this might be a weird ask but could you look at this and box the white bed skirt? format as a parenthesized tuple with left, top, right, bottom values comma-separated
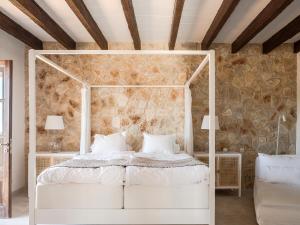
(36, 183, 209, 210)
(36, 183, 123, 209)
(254, 180, 300, 225)
(125, 184, 208, 209)
(35, 183, 210, 224)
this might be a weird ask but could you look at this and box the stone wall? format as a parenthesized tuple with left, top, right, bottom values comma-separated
(192, 44, 297, 187)
(25, 43, 202, 155)
(25, 43, 297, 188)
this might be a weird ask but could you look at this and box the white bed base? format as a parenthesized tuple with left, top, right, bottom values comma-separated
(29, 50, 216, 225)
(35, 209, 210, 224)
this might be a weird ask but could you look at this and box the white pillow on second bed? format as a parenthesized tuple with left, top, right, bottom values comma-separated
(91, 132, 129, 153)
(142, 133, 179, 154)
(256, 153, 300, 185)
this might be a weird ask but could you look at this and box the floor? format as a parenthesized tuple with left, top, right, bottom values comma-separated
(216, 190, 257, 225)
(1, 189, 28, 225)
(1, 190, 257, 225)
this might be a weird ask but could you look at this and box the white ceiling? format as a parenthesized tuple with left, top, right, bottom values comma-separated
(214, 0, 271, 43)
(0, 0, 299, 44)
(178, 0, 223, 42)
(134, 0, 175, 41)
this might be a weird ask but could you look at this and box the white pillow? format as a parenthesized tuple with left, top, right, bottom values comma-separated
(256, 153, 300, 185)
(142, 133, 178, 154)
(91, 132, 129, 153)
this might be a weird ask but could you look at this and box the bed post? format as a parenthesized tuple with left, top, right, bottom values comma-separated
(184, 54, 209, 155)
(28, 49, 37, 225)
(184, 86, 193, 155)
(208, 50, 216, 225)
(80, 84, 91, 154)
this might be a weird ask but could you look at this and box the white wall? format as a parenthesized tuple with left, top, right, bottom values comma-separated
(0, 30, 25, 192)
(297, 53, 300, 155)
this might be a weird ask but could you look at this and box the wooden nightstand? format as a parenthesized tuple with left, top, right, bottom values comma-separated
(36, 151, 78, 176)
(194, 151, 242, 197)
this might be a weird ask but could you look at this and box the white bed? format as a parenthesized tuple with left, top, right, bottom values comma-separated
(254, 154, 300, 225)
(37, 151, 209, 210)
(35, 151, 211, 224)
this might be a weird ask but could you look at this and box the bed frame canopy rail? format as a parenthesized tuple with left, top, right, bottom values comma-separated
(28, 49, 216, 225)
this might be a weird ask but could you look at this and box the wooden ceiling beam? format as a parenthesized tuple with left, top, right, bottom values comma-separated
(0, 11, 43, 49)
(294, 39, 300, 53)
(65, 0, 108, 49)
(9, 0, 76, 49)
(121, 0, 141, 50)
(232, 0, 293, 53)
(169, 0, 185, 50)
(263, 15, 300, 54)
(201, 0, 240, 50)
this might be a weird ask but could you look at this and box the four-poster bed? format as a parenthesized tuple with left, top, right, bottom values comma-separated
(28, 49, 216, 225)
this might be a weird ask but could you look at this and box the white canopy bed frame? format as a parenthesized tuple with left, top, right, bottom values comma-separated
(28, 49, 216, 225)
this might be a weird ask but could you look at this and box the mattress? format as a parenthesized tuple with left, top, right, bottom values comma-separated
(36, 183, 123, 209)
(254, 180, 300, 225)
(124, 184, 209, 209)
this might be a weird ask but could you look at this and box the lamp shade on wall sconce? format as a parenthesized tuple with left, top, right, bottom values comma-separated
(201, 115, 220, 130)
(45, 115, 64, 130)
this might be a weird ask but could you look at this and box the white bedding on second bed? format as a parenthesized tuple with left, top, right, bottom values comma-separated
(125, 165, 208, 186)
(37, 151, 208, 186)
(126, 152, 209, 186)
(254, 180, 300, 225)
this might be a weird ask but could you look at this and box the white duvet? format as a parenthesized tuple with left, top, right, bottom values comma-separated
(254, 180, 300, 225)
(37, 151, 132, 185)
(37, 151, 209, 186)
(126, 152, 209, 186)
(37, 166, 125, 185)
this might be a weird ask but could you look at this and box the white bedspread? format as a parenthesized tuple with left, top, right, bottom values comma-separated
(37, 151, 209, 186)
(254, 180, 300, 225)
(37, 151, 133, 185)
(126, 165, 208, 186)
(37, 166, 125, 185)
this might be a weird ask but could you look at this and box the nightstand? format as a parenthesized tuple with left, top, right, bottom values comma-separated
(194, 151, 242, 197)
(36, 151, 78, 176)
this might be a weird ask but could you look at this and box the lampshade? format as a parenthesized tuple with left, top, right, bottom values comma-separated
(201, 115, 220, 130)
(45, 115, 64, 130)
